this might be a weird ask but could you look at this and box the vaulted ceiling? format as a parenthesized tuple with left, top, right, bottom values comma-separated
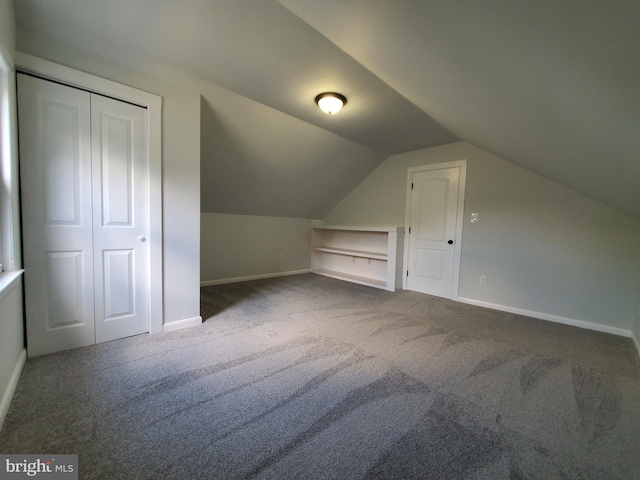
(14, 0, 640, 220)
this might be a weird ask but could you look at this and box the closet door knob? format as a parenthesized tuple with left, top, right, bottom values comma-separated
(138, 236, 146, 242)
(447, 240, 453, 245)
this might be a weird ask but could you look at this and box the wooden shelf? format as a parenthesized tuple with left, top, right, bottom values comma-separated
(311, 225, 399, 233)
(311, 225, 404, 292)
(311, 246, 387, 261)
(313, 269, 387, 289)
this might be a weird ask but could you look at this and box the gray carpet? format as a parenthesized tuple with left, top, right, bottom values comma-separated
(1, 273, 639, 479)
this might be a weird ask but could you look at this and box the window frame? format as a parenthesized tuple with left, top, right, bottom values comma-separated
(0, 45, 23, 278)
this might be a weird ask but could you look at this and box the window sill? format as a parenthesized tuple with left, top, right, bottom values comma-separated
(0, 270, 24, 303)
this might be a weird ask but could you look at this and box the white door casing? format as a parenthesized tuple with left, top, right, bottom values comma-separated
(404, 161, 467, 299)
(19, 74, 151, 356)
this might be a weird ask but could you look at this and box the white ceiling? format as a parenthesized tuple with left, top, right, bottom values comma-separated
(14, 0, 640, 220)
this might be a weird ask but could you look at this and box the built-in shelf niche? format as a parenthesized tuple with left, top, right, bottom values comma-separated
(311, 225, 405, 291)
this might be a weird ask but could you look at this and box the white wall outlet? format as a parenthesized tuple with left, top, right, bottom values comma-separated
(479, 275, 488, 285)
(471, 212, 479, 223)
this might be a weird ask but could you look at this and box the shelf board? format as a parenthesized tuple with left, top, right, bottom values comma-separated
(312, 225, 403, 233)
(312, 268, 388, 290)
(312, 246, 387, 261)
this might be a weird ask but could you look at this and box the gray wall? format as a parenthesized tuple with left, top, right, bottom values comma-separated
(199, 90, 385, 219)
(201, 213, 312, 284)
(17, 32, 202, 327)
(0, 0, 13, 58)
(325, 141, 640, 334)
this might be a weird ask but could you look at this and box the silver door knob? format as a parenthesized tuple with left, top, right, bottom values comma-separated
(138, 236, 146, 242)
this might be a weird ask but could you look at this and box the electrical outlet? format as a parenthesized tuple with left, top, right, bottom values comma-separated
(479, 275, 488, 285)
(471, 212, 479, 223)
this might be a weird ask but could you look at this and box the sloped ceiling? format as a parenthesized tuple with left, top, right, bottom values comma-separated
(14, 0, 640, 220)
(279, 0, 640, 221)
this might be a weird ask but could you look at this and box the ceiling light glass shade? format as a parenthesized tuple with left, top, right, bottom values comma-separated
(315, 92, 347, 115)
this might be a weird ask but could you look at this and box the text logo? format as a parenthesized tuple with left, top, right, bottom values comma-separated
(0, 455, 77, 479)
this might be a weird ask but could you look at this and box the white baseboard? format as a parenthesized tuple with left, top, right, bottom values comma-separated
(0, 348, 26, 432)
(163, 316, 203, 333)
(456, 296, 633, 339)
(200, 269, 311, 287)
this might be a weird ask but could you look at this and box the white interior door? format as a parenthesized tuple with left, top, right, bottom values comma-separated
(407, 167, 460, 298)
(19, 74, 95, 356)
(19, 74, 150, 356)
(92, 94, 149, 343)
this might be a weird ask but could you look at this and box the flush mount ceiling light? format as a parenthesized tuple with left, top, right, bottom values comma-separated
(315, 92, 347, 115)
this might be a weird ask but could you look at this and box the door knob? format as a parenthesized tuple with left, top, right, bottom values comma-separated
(447, 240, 453, 245)
(138, 236, 146, 242)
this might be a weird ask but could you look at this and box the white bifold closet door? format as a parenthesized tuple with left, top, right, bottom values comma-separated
(18, 74, 150, 357)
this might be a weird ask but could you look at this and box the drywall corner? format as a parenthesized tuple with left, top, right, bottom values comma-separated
(632, 331, 640, 361)
(633, 299, 640, 360)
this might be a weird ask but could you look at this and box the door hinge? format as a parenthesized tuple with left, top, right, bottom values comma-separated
(406, 270, 409, 277)
(409, 227, 411, 234)
(411, 182, 414, 190)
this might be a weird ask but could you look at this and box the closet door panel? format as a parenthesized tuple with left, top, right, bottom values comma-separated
(102, 249, 135, 319)
(91, 94, 149, 343)
(18, 74, 96, 357)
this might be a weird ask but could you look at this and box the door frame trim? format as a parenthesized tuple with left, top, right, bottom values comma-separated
(402, 160, 467, 298)
(16, 53, 164, 335)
